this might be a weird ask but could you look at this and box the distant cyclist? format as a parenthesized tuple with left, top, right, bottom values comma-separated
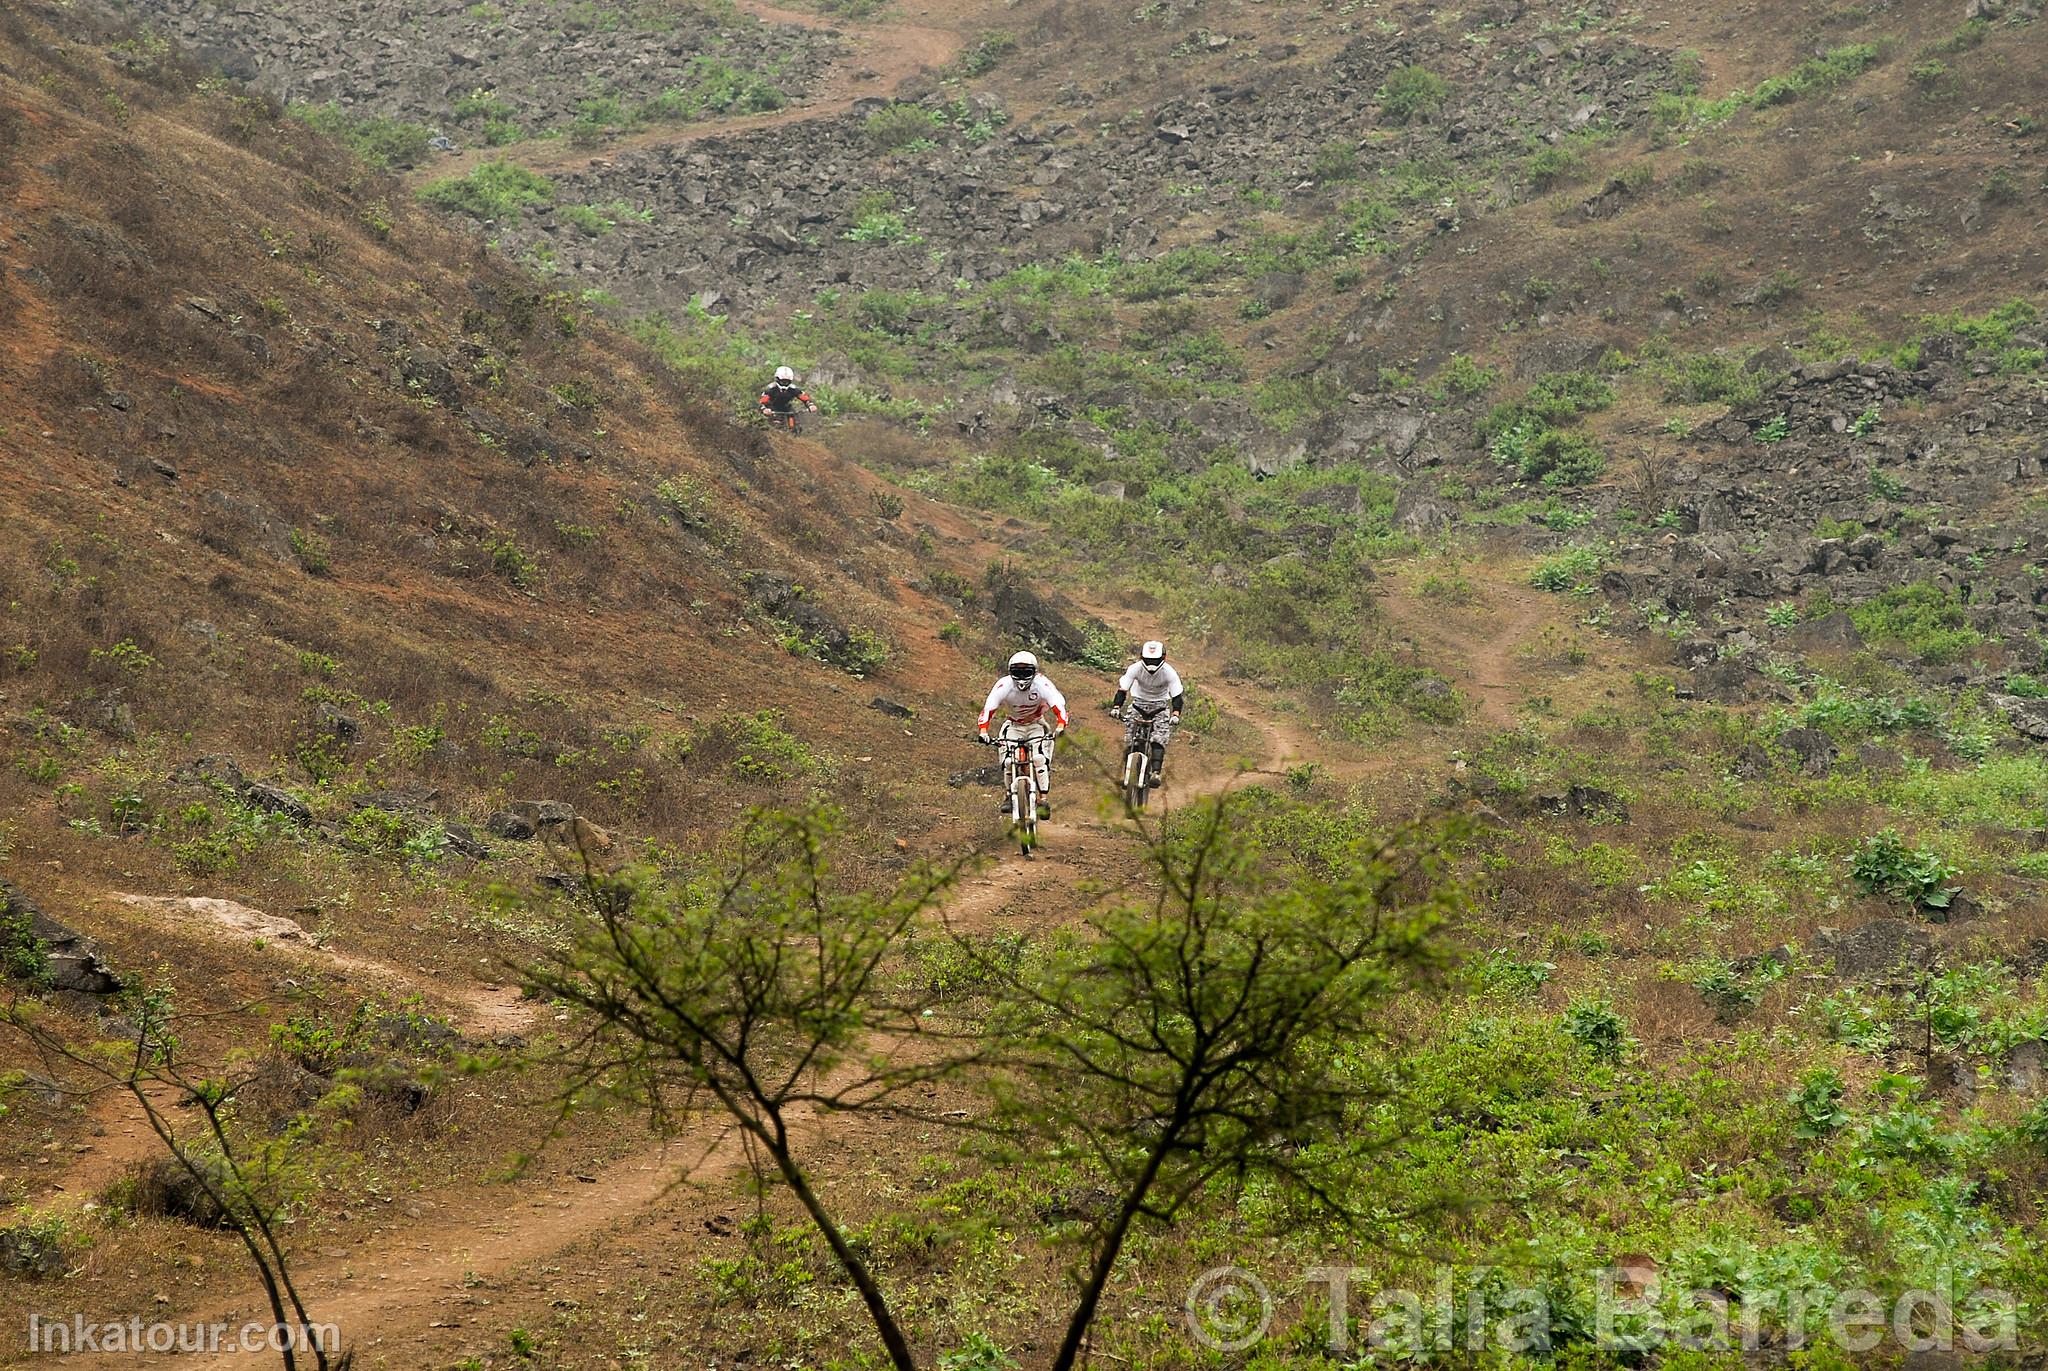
(1112, 640, 1184, 788)
(759, 366, 817, 429)
(977, 650, 1068, 818)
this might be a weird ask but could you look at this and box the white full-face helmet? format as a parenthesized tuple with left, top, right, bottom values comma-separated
(775, 365, 796, 382)
(1007, 650, 1039, 684)
(1140, 640, 1166, 673)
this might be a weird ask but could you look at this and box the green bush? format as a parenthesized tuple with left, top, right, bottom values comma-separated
(865, 103, 943, 150)
(1849, 582, 1981, 664)
(1380, 65, 1448, 123)
(1847, 829, 1960, 910)
(291, 103, 435, 169)
(418, 161, 554, 220)
(1564, 999, 1626, 1061)
(1529, 544, 1608, 592)
(1789, 1068, 1849, 1139)
(686, 710, 821, 783)
(959, 31, 1017, 76)
(641, 58, 785, 122)
(1518, 429, 1606, 487)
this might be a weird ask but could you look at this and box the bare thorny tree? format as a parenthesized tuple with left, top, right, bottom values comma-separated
(2, 986, 352, 1371)
(528, 794, 1467, 1369)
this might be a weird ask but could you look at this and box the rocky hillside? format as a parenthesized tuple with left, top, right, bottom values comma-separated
(116, 0, 838, 155)
(8, 0, 2048, 1367)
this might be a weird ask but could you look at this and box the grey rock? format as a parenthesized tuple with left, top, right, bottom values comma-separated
(1393, 486, 1452, 536)
(318, 703, 364, 743)
(1779, 726, 1837, 777)
(0, 1226, 66, 1278)
(1791, 611, 1863, 653)
(507, 799, 576, 830)
(172, 754, 249, 795)
(869, 696, 916, 719)
(485, 809, 538, 840)
(349, 786, 439, 813)
(1820, 921, 1934, 979)
(989, 582, 1089, 661)
(1993, 694, 2048, 741)
(1, 881, 122, 996)
(245, 784, 313, 824)
(2009, 1040, 2045, 1096)
(441, 822, 489, 861)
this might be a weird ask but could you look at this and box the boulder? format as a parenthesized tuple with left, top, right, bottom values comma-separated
(869, 696, 916, 719)
(1393, 486, 1452, 536)
(245, 784, 313, 824)
(171, 754, 249, 795)
(441, 822, 490, 861)
(1819, 921, 1934, 979)
(1993, 694, 2048, 741)
(1, 881, 122, 995)
(0, 1225, 66, 1278)
(1779, 726, 1837, 778)
(988, 582, 1088, 661)
(742, 569, 856, 665)
(1790, 611, 1863, 653)
(1536, 784, 1629, 823)
(485, 809, 538, 840)
(506, 799, 576, 830)
(349, 786, 439, 813)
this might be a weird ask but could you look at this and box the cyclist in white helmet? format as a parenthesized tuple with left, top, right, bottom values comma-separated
(976, 650, 1068, 818)
(1111, 640, 1184, 788)
(759, 366, 816, 425)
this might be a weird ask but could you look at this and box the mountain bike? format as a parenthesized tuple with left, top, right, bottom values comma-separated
(1120, 706, 1169, 816)
(996, 724, 1049, 857)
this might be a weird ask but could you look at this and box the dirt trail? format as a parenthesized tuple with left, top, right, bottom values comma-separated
(411, 0, 966, 186)
(64, 642, 1307, 1370)
(1374, 572, 1558, 727)
(57, 585, 1551, 1367)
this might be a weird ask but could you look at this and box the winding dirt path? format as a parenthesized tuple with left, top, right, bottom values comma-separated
(409, 0, 967, 186)
(62, 651, 1308, 1370)
(1374, 569, 1559, 727)
(58, 586, 1564, 1368)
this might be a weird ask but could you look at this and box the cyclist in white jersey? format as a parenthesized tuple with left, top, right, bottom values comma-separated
(977, 650, 1068, 817)
(1111, 639, 1184, 788)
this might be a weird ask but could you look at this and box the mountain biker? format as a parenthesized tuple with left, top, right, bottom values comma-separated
(977, 650, 1068, 819)
(759, 366, 817, 426)
(1111, 640, 1184, 788)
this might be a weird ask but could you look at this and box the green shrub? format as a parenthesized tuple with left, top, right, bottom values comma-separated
(1529, 544, 1608, 592)
(418, 161, 554, 220)
(1430, 354, 1498, 402)
(1847, 829, 1959, 910)
(959, 31, 1017, 75)
(482, 533, 539, 591)
(641, 58, 784, 122)
(865, 103, 943, 149)
(686, 709, 821, 783)
(1849, 582, 1981, 664)
(1518, 428, 1607, 487)
(1310, 140, 1359, 182)
(1380, 65, 1448, 123)
(1564, 999, 1626, 1061)
(1789, 1067, 1849, 1139)
(291, 103, 435, 169)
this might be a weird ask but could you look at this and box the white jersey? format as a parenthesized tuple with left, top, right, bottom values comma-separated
(1118, 661, 1183, 708)
(979, 674, 1069, 732)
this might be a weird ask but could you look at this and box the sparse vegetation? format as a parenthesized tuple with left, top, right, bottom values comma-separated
(418, 160, 554, 220)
